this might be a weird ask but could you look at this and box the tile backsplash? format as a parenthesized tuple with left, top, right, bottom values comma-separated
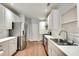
(0, 30, 9, 39)
(61, 7, 79, 44)
(68, 33, 79, 44)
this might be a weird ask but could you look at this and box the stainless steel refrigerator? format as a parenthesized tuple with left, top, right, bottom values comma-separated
(9, 22, 27, 50)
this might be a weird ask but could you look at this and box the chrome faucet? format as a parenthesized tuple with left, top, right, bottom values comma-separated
(58, 30, 68, 43)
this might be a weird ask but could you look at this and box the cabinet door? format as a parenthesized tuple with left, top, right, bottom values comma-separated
(48, 40, 52, 56)
(0, 41, 9, 56)
(47, 14, 52, 31)
(53, 47, 65, 56)
(8, 38, 17, 56)
(48, 41, 57, 56)
(51, 45, 57, 56)
(12, 13, 20, 22)
(47, 10, 61, 36)
(0, 4, 5, 29)
(48, 46, 52, 56)
(48, 40, 66, 56)
(13, 38, 17, 52)
(77, 4, 79, 27)
(4, 8, 12, 29)
(51, 43, 65, 56)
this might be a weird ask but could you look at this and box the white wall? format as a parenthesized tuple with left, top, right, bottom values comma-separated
(25, 17, 41, 41)
(31, 18, 40, 41)
(31, 22, 39, 41)
(25, 17, 32, 41)
(62, 8, 78, 33)
(39, 21, 48, 34)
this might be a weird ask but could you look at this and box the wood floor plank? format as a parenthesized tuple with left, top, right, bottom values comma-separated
(15, 41, 47, 56)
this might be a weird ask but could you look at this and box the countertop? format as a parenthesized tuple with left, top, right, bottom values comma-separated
(45, 35, 79, 56)
(0, 37, 17, 43)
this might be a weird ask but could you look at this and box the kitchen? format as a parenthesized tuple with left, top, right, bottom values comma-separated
(0, 3, 79, 56)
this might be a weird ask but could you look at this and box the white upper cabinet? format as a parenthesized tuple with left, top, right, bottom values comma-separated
(0, 4, 12, 29)
(47, 13, 52, 31)
(0, 4, 20, 29)
(0, 4, 5, 29)
(77, 3, 79, 27)
(47, 9, 61, 37)
(48, 9, 61, 30)
(12, 12, 20, 22)
(4, 7, 13, 29)
(12, 14, 25, 23)
(60, 4, 77, 25)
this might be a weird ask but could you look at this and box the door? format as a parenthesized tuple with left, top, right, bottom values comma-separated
(32, 23, 39, 41)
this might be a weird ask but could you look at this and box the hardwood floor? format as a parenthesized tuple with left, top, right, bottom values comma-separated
(15, 41, 47, 56)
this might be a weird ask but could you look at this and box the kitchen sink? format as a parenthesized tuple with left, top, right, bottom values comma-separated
(50, 39, 78, 46)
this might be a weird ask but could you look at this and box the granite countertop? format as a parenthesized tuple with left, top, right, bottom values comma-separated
(45, 35, 79, 56)
(0, 37, 17, 43)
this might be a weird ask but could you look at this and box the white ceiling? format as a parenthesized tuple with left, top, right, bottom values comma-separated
(7, 3, 58, 20)
(13, 3, 47, 20)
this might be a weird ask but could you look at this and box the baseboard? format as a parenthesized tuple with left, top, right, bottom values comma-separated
(26, 40, 43, 45)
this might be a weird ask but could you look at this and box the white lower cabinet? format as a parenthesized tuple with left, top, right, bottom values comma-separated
(51, 45, 57, 56)
(48, 46, 52, 56)
(8, 38, 17, 56)
(52, 44, 65, 56)
(0, 41, 9, 56)
(0, 37, 17, 56)
(48, 40, 66, 56)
